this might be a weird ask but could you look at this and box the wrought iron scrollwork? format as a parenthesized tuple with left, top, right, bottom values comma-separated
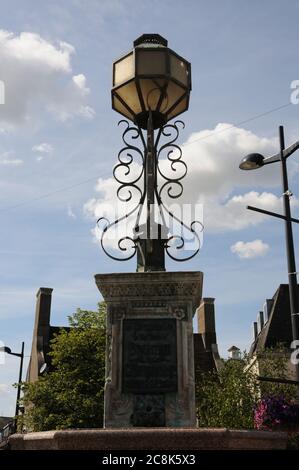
(157, 121, 187, 201)
(97, 209, 138, 262)
(97, 117, 203, 264)
(113, 120, 145, 203)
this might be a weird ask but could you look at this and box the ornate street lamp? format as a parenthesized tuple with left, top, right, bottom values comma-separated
(99, 34, 202, 271)
(96, 36, 203, 429)
(240, 125, 299, 389)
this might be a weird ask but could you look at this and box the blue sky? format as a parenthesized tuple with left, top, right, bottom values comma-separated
(1, 0, 299, 416)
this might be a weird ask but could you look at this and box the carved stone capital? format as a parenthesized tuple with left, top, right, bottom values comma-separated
(109, 305, 127, 323)
(95, 271, 203, 312)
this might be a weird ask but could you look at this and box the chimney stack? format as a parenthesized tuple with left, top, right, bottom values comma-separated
(258, 311, 264, 332)
(34, 288, 53, 334)
(197, 298, 216, 350)
(28, 287, 53, 383)
(263, 299, 273, 322)
(253, 321, 258, 341)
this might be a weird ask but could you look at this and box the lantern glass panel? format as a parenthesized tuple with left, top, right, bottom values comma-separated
(137, 49, 167, 76)
(167, 96, 188, 120)
(114, 52, 134, 86)
(112, 95, 134, 120)
(170, 53, 189, 86)
(163, 80, 186, 113)
(138, 78, 168, 112)
(115, 80, 142, 115)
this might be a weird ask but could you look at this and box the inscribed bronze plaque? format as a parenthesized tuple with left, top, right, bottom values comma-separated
(122, 318, 177, 393)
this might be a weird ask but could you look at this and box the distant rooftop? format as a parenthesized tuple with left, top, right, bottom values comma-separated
(249, 284, 298, 356)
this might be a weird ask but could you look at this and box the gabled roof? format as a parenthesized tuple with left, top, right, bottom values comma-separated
(249, 284, 297, 356)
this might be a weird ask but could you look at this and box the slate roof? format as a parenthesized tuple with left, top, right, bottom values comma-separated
(249, 284, 299, 356)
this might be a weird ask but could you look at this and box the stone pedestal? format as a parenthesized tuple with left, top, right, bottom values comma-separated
(95, 271, 203, 429)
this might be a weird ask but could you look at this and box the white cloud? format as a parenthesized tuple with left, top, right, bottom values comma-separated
(0, 31, 73, 71)
(72, 74, 90, 96)
(0, 151, 22, 166)
(205, 190, 299, 232)
(32, 142, 53, 154)
(77, 105, 96, 120)
(67, 204, 76, 219)
(231, 239, 270, 259)
(179, 123, 279, 199)
(0, 30, 95, 129)
(32, 142, 53, 161)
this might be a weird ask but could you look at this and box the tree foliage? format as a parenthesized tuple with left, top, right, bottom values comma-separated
(196, 347, 298, 429)
(256, 344, 297, 399)
(196, 355, 258, 429)
(21, 303, 106, 431)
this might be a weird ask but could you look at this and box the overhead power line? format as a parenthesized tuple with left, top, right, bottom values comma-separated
(0, 101, 293, 213)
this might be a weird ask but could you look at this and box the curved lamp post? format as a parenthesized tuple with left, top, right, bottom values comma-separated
(0, 342, 24, 431)
(239, 125, 299, 387)
(99, 34, 202, 271)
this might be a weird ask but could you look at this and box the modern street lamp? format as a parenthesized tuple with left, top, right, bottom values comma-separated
(239, 125, 299, 386)
(98, 34, 202, 271)
(0, 342, 24, 431)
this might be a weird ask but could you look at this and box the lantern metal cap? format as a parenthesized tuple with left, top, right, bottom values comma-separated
(134, 34, 168, 48)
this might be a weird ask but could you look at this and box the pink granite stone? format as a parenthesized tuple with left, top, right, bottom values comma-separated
(9, 428, 288, 450)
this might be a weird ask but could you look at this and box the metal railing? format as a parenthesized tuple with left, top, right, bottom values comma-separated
(258, 376, 299, 385)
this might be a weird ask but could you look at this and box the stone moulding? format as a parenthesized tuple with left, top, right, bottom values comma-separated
(95, 271, 203, 309)
(9, 428, 288, 450)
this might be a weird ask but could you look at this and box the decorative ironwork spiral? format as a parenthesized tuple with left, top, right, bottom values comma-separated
(157, 199, 203, 262)
(113, 120, 145, 203)
(97, 208, 139, 262)
(157, 120, 187, 201)
(97, 118, 203, 263)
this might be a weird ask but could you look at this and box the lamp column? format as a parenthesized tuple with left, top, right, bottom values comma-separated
(280, 126, 299, 384)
